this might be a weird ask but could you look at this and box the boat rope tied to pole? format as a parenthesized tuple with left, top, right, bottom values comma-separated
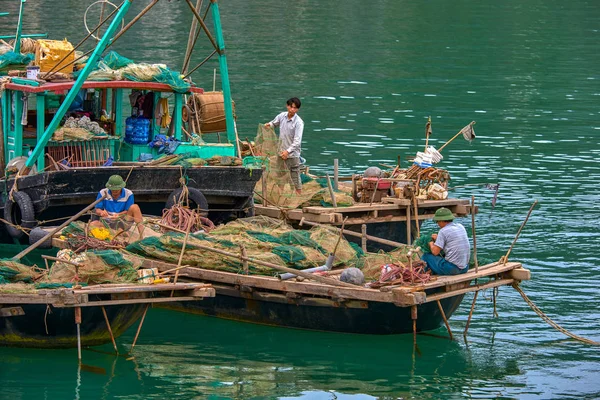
(512, 283, 600, 346)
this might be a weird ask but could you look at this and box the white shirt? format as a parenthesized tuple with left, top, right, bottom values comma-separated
(270, 111, 304, 158)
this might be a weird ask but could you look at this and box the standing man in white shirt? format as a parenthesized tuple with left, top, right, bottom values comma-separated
(265, 97, 304, 195)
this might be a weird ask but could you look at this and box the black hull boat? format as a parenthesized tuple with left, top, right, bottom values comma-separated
(0, 303, 145, 348)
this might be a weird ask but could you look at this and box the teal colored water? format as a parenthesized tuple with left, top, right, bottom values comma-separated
(2, 0, 600, 398)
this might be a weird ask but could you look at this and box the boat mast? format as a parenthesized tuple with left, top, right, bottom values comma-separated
(210, 0, 236, 147)
(13, 0, 25, 54)
(21, 0, 132, 175)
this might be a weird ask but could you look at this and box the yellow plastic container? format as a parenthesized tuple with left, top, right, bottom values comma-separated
(35, 39, 74, 74)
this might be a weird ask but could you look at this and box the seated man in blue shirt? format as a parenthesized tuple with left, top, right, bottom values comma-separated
(94, 175, 144, 237)
(421, 207, 470, 275)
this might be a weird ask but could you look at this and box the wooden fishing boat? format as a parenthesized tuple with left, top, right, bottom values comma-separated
(0, 282, 215, 348)
(0, 0, 259, 242)
(134, 256, 529, 335)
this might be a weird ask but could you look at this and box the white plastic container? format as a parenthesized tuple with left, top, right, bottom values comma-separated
(26, 66, 40, 80)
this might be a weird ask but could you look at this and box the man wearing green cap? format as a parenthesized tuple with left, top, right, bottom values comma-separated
(94, 175, 144, 237)
(421, 207, 470, 275)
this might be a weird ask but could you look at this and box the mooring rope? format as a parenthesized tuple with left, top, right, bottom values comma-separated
(512, 283, 599, 346)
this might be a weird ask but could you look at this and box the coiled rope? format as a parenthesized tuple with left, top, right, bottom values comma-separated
(512, 283, 599, 346)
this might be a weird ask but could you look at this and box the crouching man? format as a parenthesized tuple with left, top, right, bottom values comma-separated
(421, 207, 470, 275)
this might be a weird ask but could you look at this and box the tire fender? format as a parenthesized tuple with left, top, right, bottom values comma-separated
(3, 191, 37, 239)
(165, 187, 208, 216)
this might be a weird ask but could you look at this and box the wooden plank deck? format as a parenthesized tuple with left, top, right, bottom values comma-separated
(0, 282, 215, 308)
(254, 197, 474, 225)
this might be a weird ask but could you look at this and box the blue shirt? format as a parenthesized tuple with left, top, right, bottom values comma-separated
(95, 188, 134, 213)
(269, 111, 304, 158)
(435, 222, 470, 269)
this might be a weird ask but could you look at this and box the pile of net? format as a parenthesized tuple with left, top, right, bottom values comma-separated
(126, 216, 362, 275)
(41, 249, 140, 285)
(75, 51, 190, 93)
(251, 124, 354, 209)
(0, 259, 41, 284)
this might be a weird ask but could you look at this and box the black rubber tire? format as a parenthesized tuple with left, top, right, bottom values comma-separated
(165, 187, 209, 216)
(3, 191, 36, 240)
(28, 226, 54, 249)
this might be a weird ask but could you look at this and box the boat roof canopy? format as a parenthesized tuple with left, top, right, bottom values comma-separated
(4, 80, 205, 94)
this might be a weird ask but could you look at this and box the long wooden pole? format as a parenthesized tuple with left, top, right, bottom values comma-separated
(12, 194, 107, 261)
(471, 196, 478, 273)
(101, 306, 119, 354)
(299, 218, 405, 249)
(502, 200, 538, 264)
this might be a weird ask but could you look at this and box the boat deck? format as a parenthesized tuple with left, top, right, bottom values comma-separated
(254, 198, 474, 225)
(0, 282, 215, 309)
(134, 256, 529, 308)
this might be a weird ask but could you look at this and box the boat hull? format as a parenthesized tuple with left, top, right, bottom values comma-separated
(0, 303, 145, 348)
(0, 165, 261, 240)
(160, 287, 465, 335)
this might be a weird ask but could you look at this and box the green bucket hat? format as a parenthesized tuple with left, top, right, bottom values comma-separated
(106, 175, 126, 191)
(433, 207, 454, 221)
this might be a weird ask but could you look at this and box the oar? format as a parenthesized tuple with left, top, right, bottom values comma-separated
(12, 194, 108, 261)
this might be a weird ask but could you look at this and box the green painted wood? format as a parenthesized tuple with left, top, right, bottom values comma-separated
(0, 33, 47, 40)
(174, 93, 183, 140)
(211, 1, 236, 148)
(10, 78, 39, 87)
(152, 92, 161, 137)
(35, 94, 45, 170)
(24, 0, 132, 169)
(13, 0, 25, 54)
(114, 88, 123, 136)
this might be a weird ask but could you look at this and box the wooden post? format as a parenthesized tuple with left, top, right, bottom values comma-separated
(351, 174, 358, 201)
(333, 159, 339, 190)
(129, 304, 149, 354)
(436, 300, 453, 340)
(502, 200, 538, 264)
(471, 196, 478, 273)
(361, 224, 367, 253)
(413, 196, 420, 238)
(101, 306, 119, 354)
(463, 291, 478, 336)
(171, 221, 193, 296)
(326, 174, 338, 208)
(241, 245, 248, 274)
(75, 307, 82, 362)
(406, 205, 412, 245)
(261, 165, 268, 204)
(369, 178, 380, 206)
(411, 305, 418, 346)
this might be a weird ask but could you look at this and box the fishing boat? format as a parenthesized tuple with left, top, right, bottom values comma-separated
(0, 0, 260, 243)
(50, 213, 531, 336)
(250, 120, 481, 250)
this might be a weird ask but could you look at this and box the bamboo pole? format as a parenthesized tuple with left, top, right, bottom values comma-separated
(12, 195, 107, 261)
(463, 291, 478, 336)
(438, 121, 476, 153)
(129, 304, 149, 354)
(502, 200, 538, 264)
(361, 224, 367, 252)
(406, 205, 412, 245)
(75, 307, 82, 362)
(471, 196, 478, 273)
(333, 159, 339, 190)
(299, 218, 405, 249)
(241, 245, 248, 274)
(369, 178, 380, 206)
(182, 0, 204, 75)
(411, 305, 418, 346)
(436, 300, 453, 340)
(101, 306, 119, 354)
(159, 222, 355, 287)
(171, 221, 193, 296)
(183, 0, 221, 55)
(412, 195, 420, 238)
(326, 174, 337, 208)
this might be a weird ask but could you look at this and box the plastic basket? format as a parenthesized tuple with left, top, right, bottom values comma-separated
(243, 156, 269, 170)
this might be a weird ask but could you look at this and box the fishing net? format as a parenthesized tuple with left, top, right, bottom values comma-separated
(251, 124, 354, 209)
(0, 259, 40, 284)
(0, 51, 34, 71)
(356, 246, 418, 281)
(102, 50, 133, 69)
(45, 249, 138, 285)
